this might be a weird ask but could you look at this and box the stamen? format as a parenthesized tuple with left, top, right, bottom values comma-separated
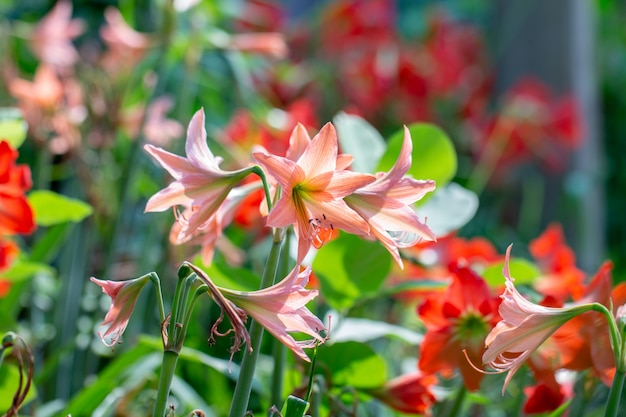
(308, 213, 334, 249)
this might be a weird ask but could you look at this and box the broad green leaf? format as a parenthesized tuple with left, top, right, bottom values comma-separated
(377, 123, 457, 187)
(483, 258, 541, 287)
(0, 260, 54, 283)
(317, 342, 386, 389)
(28, 190, 93, 226)
(198, 258, 261, 292)
(313, 233, 392, 311)
(418, 182, 478, 237)
(333, 112, 386, 173)
(331, 318, 422, 344)
(0, 363, 37, 410)
(0, 108, 27, 148)
(62, 344, 159, 416)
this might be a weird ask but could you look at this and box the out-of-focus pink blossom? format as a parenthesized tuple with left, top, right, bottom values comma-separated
(228, 33, 288, 59)
(30, 1, 85, 70)
(100, 7, 151, 77)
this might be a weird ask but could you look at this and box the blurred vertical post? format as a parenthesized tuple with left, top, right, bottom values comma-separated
(493, 0, 604, 272)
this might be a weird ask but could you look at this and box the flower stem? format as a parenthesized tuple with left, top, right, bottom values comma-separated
(604, 370, 625, 417)
(270, 232, 291, 407)
(228, 229, 284, 417)
(153, 349, 179, 417)
(442, 385, 466, 417)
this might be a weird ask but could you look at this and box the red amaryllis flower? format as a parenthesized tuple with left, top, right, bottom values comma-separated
(529, 223, 585, 302)
(417, 264, 500, 390)
(365, 371, 438, 416)
(0, 141, 35, 236)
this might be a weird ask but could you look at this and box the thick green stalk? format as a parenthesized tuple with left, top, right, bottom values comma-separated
(153, 349, 180, 417)
(270, 232, 291, 407)
(228, 230, 284, 417)
(604, 371, 625, 417)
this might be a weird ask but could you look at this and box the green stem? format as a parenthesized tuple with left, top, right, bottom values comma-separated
(270, 233, 291, 407)
(149, 273, 166, 325)
(153, 349, 179, 417)
(228, 230, 284, 417)
(251, 165, 274, 211)
(443, 385, 466, 417)
(591, 303, 622, 367)
(604, 371, 625, 417)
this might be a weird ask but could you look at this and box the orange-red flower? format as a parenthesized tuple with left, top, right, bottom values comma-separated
(0, 141, 35, 236)
(529, 223, 585, 302)
(417, 264, 500, 390)
(253, 122, 375, 261)
(366, 371, 438, 416)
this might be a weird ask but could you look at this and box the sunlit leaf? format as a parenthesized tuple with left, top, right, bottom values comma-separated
(333, 112, 386, 173)
(316, 342, 386, 389)
(0, 260, 54, 283)
(313, 233, 392, 311)
(28, 190, 93, 226)
(483, 258, 541, 287)
(0, 108, 27, 148)
(330, 318, 422, 344)
(377, 123, 457, 187)
(417, 182, 478, 237)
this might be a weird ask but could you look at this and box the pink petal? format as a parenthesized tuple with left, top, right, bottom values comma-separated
(297, 122, 338, 177)
(286, 123, 311, 161)
(144, 144, 197, 180)
(253, 152, 305, 191)
(185, 109, 220, 169)
(145, 181, 193, 212)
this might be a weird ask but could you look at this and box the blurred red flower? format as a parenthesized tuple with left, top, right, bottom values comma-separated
(417, 265, 500, 390)
(367, 371, 438, 416)
(0, 141, 35, 236)
(530, 223, 585, 302)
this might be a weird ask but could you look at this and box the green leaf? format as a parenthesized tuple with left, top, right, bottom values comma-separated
(313, 233, 392, 311)
(483, 258, 541, 287)
(0, 108, 27, 148)
(377, 123, 457, 187)
(333, 112, 387, 173)
(28, 190, 93, 226)
(280, 395, 310, 417)
(331, 318, 422, 344)
(418, 182, 478, 236)
(0, 260, 54, 284)
(62, 344, 159, 416)
(198, 258, 261, 292)
(0, 362, 37, 410)
(316, 342, 386, 389)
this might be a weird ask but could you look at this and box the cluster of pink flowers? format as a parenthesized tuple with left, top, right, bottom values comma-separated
(93, 107, 437, 365)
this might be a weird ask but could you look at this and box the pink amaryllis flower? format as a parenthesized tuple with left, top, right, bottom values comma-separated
(480, 245, 597, 393)
(30, 0, 85, 70)
(220, 265, 326, 361)
(144, 108, 253, 241)
(253, 123, 375, 261)
(91, 275, 152, 346)
(189, 263, 326, 362)
(345, 126, 436, 266)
